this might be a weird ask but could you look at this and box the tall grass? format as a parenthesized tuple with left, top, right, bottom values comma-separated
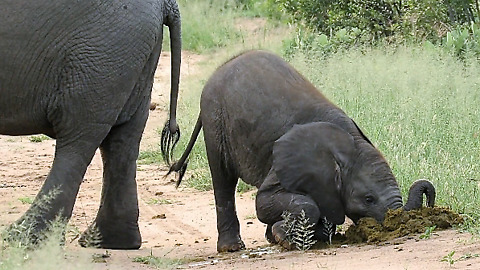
(177, 0, 242, 53)
(151, 0, 480, 231)
(1, 222, 91, 270)
(290, 47, 480, 224)
(173, 43, 480, 230)
(162, 0, 293, 54)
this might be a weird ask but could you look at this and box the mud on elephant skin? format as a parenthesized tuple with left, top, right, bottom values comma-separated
(0, 0, 182, 249)
(168, 50, 436, 252)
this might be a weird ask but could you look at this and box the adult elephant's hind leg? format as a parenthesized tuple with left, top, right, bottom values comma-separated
(78, 106, 148, 249)
(9, 127, 108, 245)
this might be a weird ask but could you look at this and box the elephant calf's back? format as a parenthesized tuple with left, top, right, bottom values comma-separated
(200, 51, 336, 185)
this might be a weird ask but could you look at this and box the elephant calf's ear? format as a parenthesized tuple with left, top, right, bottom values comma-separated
(351, 118, 373, 145)
(273, 122, 355, 225)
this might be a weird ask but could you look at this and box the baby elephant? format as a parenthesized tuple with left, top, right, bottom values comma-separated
(168, 50, 435, 252)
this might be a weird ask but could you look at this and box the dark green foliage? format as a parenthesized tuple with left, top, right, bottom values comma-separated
(274, 0, 478, 42)
(267, 0, 480, 59)
(442, 22, 480, 57)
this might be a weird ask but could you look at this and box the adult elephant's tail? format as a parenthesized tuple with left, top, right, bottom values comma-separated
(161, 0, 182, 165)
(167, 115, 202, 187)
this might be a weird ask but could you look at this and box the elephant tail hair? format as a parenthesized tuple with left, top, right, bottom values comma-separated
(168, 160, 189, 188)
(167, 115, 202, 188)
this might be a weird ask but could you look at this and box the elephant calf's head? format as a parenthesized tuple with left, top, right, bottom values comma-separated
(273, 121, 409, 225)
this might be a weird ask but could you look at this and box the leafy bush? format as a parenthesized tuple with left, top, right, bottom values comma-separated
(274, 0, 478, 42)
(442, 22, 480, 57)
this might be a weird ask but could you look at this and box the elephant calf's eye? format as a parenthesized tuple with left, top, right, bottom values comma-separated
(365, 196, 375, 205)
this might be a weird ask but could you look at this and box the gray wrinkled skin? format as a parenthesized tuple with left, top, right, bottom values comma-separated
(170, 50, 432, 252)
(0, 0, 181, 249)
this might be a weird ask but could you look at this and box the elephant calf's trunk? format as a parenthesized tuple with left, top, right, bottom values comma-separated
(403, 179, 436, 211)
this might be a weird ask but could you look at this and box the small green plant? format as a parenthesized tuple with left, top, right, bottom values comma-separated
(133, 250, 186, 269)
(281, 211, 296, 245)
(78, 222, 102, 248)
(458, 253, 480, 261)
(441, 250, 480, 266)
(18, 197, 33, 205)
(91, 251, 111, 263)
(1, 216, 91, 269)
(281, 210, 317, 251)
(5, 189, 61, 246)
(237, 181, 255, 193)
(419, 225, 437, 239)
(28, 135, 50, 143)
(147, 198, 173, 205)
(320, 216, 335, 245)
(292, 210, 318, 251)
(441, 250, 456, 266)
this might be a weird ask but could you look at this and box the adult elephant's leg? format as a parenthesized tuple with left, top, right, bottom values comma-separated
(10, 128, 108, 243)
(78, 101, 149, 249)
(203, 127, 244, 252)
(256, 169, 322, 249)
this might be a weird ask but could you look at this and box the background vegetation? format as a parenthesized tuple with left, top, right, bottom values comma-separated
(3, 0, 480, 268)
(160, 0, 480, 230)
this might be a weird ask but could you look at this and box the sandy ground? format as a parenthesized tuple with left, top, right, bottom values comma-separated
(2, 49, 480, 269)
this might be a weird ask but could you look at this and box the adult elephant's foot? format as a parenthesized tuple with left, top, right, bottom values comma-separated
(271, 221, 295, 250)
(217, 232, 245, 252)
(78, 220, 141, 249)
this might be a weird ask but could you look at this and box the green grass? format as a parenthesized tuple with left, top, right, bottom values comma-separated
(290, 46, 480, 227)
(145, 1, 480, 234)
(178, 0, 242, 53)
(28, 135, 50, 143)
(1, 220, 91, 270)
(167, 43, 480, 231)
(17, 197, 33, 205)
(147, 198, 173, 205)
(133, 252, 187, 269)
(162, 0, 246, 54)
(162, 0, 293, 54)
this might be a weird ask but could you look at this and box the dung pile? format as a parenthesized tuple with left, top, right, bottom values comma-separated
(344, 207, 463, 244)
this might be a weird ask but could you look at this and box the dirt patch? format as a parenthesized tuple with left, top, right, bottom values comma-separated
(345, 207, 464, 244)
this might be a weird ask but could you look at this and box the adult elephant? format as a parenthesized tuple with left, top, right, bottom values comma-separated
(168, 50, 435, 252)
(1, 0, 181, 249)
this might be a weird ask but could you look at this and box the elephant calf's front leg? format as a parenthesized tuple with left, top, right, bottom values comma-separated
(256, 173, 323, 249)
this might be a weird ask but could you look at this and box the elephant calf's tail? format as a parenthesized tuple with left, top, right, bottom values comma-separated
(167, 115, 203, 188)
